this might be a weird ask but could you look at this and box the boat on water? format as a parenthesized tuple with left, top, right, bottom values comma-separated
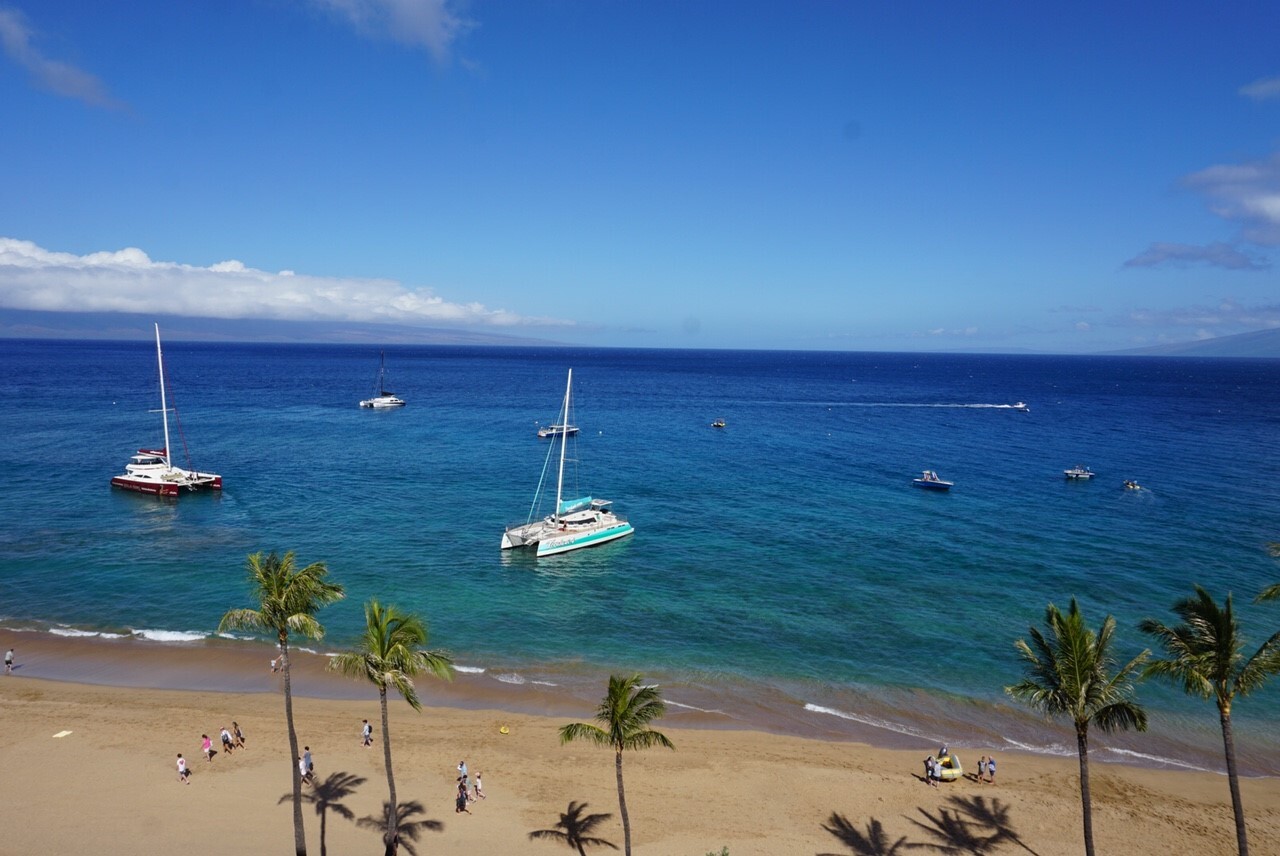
(359, 351, 405, 409)
(1064, 465, 1095, 480)
(711, 419, 726, 428)
(501, 369, 634, 557)
(1011, 401, 1030, 412)
(537, 423, 579, 438)
(913, 470, 953, 491)
(110, 324, 223, 497)
(1124, 479, 1142, 490)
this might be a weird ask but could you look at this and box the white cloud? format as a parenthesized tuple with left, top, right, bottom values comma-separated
(1240, 76, 1280, 101)
(312, 0, 473, 62)
(1184, 152, 1280, 246)
(0, 237, 569, 329)
(0, 7, 122, 109)
(1123, 241, 1268, 270)
(1126, 298, 1280, 330)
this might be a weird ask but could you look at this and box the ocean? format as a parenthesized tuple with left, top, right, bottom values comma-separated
(2, 339, 1278, 775)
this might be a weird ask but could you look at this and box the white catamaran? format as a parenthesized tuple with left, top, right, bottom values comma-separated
(359, 350, 406, 409)
(110, 323, 222, 497)
(501, 369, 634, 556)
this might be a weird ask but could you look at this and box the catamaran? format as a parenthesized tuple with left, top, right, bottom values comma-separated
(110, 324, 222, 497)
(501, 369, 633, 556)
(359, 351, 406, 408)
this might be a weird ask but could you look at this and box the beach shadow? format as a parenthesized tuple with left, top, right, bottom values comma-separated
(279, 770, 367, 856)
(818, 812, 911, 855)
(528, 800, 619, 853)
(358, 799, 443, 856)
(907, 794, 1039, 856)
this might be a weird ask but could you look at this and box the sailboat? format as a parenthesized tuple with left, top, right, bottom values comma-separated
(359, 351, 406, 408)
(501, 369, 634, 556)
(110, 324, 223, 497)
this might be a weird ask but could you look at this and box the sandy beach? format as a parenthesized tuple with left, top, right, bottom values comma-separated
(2, 642, 1278, 856)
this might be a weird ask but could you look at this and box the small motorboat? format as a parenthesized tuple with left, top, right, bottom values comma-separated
(537, 423, 579, 438)
(1064, 465, 1094, 480)
(1011, 402, 1030, 412)
(1123, 480, 1141, 490)
(913, 470, 953, 491)
(711, 419, 726, 429)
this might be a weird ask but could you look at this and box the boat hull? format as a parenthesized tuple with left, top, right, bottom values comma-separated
(110, 472, 222, 497)
(913, 479, 952, 491)
(536, 522, 634, 556)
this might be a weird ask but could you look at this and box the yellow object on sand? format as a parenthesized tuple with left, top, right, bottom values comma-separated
(53, 731, 73, 738)
(499, 725, 509, 734)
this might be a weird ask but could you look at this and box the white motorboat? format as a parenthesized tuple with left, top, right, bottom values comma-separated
(912, 470, 953, 491)
(359, 351, 406, 409)
(1064, 465, 1094, 480)
(110, 324, 223, 497)
(537, 423, 579, 438)
(502, 369, 634, 557)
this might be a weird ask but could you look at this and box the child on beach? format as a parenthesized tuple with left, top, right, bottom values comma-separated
(176, 754, 190, 783)
(201, 734, 214, 761)
(977, 755, 988, 783)
(924, 756, 938, 788)
(473, 771, 485, 800)
(4, 648, 12, 674)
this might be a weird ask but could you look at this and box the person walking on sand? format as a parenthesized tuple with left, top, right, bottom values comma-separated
(457, 759, 467, 781)
(232, 721, 245, 749)
(473, 771, 485, 800)
(4, 648, 13, 674)
(986, 754, 996, 784)
(176, 753, 190, 784)
(361, 719, 373, 747)
(303, 746, 314, 776)
(299, 755, 314, 785)
(924, 755, 938, 788)
(220, 727, 235, 755)
(201, 734, 214, 762)
(455, 780, 471, 814)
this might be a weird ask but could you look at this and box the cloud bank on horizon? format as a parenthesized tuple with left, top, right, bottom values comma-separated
(0, 238, 569, 330)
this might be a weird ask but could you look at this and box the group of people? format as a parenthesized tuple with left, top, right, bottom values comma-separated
(454, 759, 485, 813)
(921, 744, 996, 787)
(181, 722, 246, 782)
(976, 754, 997, 784)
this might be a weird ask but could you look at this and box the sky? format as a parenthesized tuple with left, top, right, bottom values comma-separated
(2, 1, 1279, 353)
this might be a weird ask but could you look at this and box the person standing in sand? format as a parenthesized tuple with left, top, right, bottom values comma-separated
(201, 734, 214, 761)
(361, 719, 373, 747)
(299, 755, 314, 785)
(977, 755, 988, 783)
(4, 648, 13, 674)
(455, 780, 470, 814)
(220, 727, 235, 755)
(176, 754, 190, 783)
(232, 721, 245, 749)
(924, 756, 938, 788)
(303, 746, 314, 776)
(473, 771, 485, 800)
(986, 755, 996, 784)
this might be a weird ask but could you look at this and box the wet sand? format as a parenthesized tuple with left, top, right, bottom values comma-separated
(1, 638, 1278, 855)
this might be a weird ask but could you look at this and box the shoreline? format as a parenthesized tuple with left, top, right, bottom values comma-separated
(2, 661, 1279, 855)
(1, 625, 1274, 780)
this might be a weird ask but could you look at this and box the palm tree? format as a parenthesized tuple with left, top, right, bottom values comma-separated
(357, 800, 443, 856)
(559, 674, 675, 856)
(281, 771, 367, 856)
(528, 800, 619, 855)
(219, 551, 344, 856)
(327, 600, 452, 851)
(1006, 599, 1148, 856)
(1140, 586, 1280, 856)
(819, 813, 910, 856)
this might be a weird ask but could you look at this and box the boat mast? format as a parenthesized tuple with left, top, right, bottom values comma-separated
(155, 323, 173, 469)
(553, 369, 571, 524)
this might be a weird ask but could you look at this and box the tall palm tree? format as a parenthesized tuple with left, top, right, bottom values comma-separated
(559, 674, 675, 856)
(219, 551, 344, 856)
(1140, 586, 1280, 856)
(327, 600, 452, 851)
(528, 800, 619, 855)
(1006, 599, 1148, 856)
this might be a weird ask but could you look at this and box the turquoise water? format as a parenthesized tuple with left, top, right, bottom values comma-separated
(2, 340, 1278, 773)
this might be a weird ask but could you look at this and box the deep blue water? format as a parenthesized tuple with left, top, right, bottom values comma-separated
(2, 340, 1278, 773)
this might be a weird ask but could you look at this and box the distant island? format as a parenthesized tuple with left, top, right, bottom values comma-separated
(1105, 327, 1280, 359)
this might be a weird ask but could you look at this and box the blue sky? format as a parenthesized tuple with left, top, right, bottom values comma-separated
(2, 1, 1279, 352)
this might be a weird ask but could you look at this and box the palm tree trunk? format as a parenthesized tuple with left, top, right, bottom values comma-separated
(381, 687, 397, 848)
(615, 749, 631, 856)
(280, 637, 308, 856)
(1076, 725, 1094, 856)
(1219, 704, 1249, 856)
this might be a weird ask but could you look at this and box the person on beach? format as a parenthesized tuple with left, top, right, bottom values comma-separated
(299, 755, 313, 785)
(232, 722, 245, 749)
(924, 756, 938, 788)
(472, 771, 485, 800)
(986, 755, 996, 784)
(176, 754, 190, 784)
(455, 780, 470, 814)
(303, 746, 314, 776)
(4, 648, 13, 674)
(220, 727, 234, 755)
(362, 719, 373, 747)
(977, 755, 988, 783)
(201, 734, 214, 761)
(457, 759, 467, 781)
(270, 657, 280, 673)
